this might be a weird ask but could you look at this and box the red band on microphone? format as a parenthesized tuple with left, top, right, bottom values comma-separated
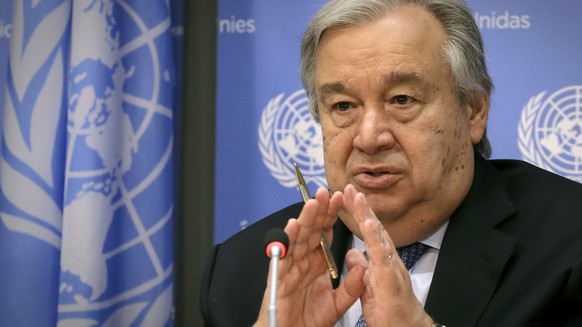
(265, 241, 287, 259)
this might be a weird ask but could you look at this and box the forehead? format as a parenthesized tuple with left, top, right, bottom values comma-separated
(314, 5, 449, 88)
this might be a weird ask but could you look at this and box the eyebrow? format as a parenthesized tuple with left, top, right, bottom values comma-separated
(316, 71, 425, 101)
(317, 82, 345, 99)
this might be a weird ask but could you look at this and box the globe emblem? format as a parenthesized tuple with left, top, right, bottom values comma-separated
(0, 0, 173, 324)
(59, 0, 174, 323)
(518, 86, 582, 182)
(259, 90, 327, 188)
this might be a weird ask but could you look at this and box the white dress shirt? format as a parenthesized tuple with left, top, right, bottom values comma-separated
(334, 221, 449, 327)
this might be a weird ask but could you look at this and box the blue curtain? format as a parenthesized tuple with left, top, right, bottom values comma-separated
(0, 0, 181, 325)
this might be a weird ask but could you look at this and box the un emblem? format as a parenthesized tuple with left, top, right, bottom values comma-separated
(518, 86, 582, 182)
(258, 90, 327, 189)
(1, 0, 173, 325)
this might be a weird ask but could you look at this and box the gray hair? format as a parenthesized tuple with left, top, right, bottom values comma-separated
(300, 0, 493, 158)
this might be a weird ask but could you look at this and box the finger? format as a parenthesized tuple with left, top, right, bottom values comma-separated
(345, 248, 368, 270)
(324, 191, 343, 229)
(284, 218, 299, 244)
(295, 188, 336, 250)
(281, 218, 300, 270)
(342, 185, 395, 259)
(347, 187, 377, 227)
(284, 214, 319, 263)
(313, 187, 332, 229)
(361, 218, 394, 266)
(344, 248, 372, 300)
(349, 192, 396, 263)
(333, 259, 366, 315)
(342, 184, 358, 218)
(342, 184, 378, 233)
(289, 196, 333, 265)
(321, 190, 343, 244)
(293, 199, 321, 246)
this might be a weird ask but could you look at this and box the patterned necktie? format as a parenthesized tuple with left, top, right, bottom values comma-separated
(355, 242, 429, 327)
(397, 242, 429, 270)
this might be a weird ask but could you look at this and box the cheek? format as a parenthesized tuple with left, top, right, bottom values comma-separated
(429, 114, 472, 174)
(321, 125, 352, 186)
(412, 112, 464, 160)
(322, 128, 344, 166)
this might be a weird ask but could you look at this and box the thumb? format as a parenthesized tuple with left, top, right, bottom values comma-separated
(333, 249, 367, 314)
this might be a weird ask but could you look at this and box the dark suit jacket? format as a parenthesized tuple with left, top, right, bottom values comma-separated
(200, 156, 582, 326)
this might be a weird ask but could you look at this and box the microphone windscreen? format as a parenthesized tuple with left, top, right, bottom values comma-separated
(264, 228, 289, 249)
(264, 228, 290, 258)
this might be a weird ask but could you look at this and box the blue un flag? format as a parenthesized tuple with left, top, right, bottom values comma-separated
(0, 0, 177, 325)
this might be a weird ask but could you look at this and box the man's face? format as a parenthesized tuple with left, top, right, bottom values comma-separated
(315, 5, 488, 242)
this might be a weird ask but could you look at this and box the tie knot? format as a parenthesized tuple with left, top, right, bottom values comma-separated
(397, 242, 428, 270)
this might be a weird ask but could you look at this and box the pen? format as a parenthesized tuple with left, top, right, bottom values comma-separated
(293, 163, 339, 280)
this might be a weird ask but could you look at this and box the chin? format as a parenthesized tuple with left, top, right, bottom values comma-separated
(367, 200, 404, 221)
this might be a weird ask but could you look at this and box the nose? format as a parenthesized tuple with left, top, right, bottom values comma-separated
(352, 105, 395, 154)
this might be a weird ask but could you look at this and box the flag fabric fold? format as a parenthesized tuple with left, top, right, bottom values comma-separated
(0, 0, 177, 325)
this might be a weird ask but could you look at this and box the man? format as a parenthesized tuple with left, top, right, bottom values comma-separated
(200, 0, 582, 326)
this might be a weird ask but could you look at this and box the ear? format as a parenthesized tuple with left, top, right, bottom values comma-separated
(467, 93, 489, 145)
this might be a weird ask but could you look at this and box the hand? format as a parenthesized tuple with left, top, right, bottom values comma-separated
(342, 184, 434, 327)
(254, 187, 366, 327)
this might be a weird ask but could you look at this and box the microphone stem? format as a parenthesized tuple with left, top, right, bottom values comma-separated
(268, 246, 281, 327)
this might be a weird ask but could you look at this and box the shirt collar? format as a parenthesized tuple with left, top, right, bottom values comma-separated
(419, 220, 448, 250)
(351, 220, 449, 251)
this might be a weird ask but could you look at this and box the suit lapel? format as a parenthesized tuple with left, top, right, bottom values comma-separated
(425, 156, 517, 326)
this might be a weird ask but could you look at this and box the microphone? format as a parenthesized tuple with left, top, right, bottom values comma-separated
(263, 228, 289, 327)
(264, 228, 289, 259)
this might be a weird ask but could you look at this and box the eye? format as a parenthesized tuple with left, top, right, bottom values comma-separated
(393, 95, 412, 105)
(334, 101, 351, 112)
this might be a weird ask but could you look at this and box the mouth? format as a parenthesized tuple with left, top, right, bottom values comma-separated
(363, 171, 389, 177)
(353, 167, 401, 189)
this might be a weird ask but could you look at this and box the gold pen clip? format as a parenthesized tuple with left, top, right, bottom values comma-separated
(293, 163, 339, 280)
